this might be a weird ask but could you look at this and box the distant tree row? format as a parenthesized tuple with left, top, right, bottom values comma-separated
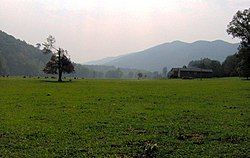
(72, 65, 159, 79)
(187, 57, 239, 77)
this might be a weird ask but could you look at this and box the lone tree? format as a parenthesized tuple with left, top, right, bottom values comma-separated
(227, 8, 250, 79)
(137, 72, 143, 79)
(40, 35, 75, 82)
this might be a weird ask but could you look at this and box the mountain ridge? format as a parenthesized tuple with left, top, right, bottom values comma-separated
(86, 40, 239, 71)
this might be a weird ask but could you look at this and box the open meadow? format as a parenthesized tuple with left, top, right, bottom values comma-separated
(0, 77, 249, 157)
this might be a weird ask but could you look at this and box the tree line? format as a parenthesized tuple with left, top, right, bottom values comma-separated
(72, 64, 159, 79)
(184, 55, 240, 78)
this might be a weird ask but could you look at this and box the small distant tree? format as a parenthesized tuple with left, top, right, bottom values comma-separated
(137, 72, 143, 79)
(105, 68, 123, 78)
(152, 71, 160, 79)
(162, 66, 168, 78)
(227, 8, 250, 79)
(0, 58, 3, 75)
(0, 51, 6, 75)
(39, 35, 75, 82)
(128, 71, 134, 78)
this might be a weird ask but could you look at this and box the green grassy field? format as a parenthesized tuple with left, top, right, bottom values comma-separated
(0, 77, 249, 157)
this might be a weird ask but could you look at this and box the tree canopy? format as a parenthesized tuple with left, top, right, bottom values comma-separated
(237, 47, 250, 78)
(227, 8, 250, 79)
(222, 53, 240, 77)
(40, 36, 75, 82)
(188, 58, 223, 77)
(227, 8, 250, 47)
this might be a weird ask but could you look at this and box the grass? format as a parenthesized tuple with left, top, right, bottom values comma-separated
(0, 77, 249, 157)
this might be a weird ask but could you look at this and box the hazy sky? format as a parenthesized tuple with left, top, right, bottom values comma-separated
(0, 0, 249, 63)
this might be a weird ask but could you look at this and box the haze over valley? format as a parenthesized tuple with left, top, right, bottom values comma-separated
(0, 1, 250, 157)
(86, 40, 239, 71)
(0, 0, 248, 63)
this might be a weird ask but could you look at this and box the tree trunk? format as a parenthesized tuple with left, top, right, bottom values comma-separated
(58, 48, 63, 82)
(58, 69, 62, 82)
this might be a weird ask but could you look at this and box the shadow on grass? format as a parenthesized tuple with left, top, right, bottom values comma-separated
(39, 80, 73, 83)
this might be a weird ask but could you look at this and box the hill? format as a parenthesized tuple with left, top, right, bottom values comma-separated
(88, 40, 239, 71)
(0, 31, 149, 78)
(0, 30, 49, 75)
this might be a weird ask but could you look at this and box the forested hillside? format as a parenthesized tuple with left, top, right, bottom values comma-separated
(0, 30, 49, 75)
(0, 31, 149, 78)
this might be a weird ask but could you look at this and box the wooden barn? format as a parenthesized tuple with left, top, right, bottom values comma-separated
(168, 67, 213, 79)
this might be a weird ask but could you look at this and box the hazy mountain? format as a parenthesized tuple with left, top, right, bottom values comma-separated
(85, 56, 120, 65)
(87, 40, 239, 71)
(0, 30, 50, 75)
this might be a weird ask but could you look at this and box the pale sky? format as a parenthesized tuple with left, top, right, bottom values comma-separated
(0, 0, 249, 63)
